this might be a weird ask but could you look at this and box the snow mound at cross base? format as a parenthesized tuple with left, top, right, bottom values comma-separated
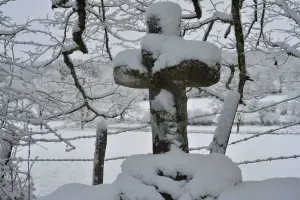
(38, 154, 300, 200)
(117, 151, 242, 200)
(37, 183, 120, 200)
(219, 178, 300, 200)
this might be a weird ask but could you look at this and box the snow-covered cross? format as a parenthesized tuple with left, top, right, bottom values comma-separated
(113, 2, 221, 154)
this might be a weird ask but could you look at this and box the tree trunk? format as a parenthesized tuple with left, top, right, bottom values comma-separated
(0, 142, 13, 180)
(232, 0, 247, 101)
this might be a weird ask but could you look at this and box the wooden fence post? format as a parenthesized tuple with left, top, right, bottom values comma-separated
(92, 121, 107, 185)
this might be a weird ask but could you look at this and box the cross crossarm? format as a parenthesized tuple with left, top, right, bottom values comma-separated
(152, 60, 221, 88)
(113, 66, 149, 89)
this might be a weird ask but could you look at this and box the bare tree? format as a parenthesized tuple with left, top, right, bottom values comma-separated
(0, 0, 135, 198)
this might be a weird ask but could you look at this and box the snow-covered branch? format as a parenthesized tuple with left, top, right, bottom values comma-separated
(264, 35, 300, 58)
(184, 11, 232, 31)
(209, 91, 240, 154)
(272, 0, 300, 27)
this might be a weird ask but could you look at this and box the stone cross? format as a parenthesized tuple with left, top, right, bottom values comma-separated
(113, 2, 221, 154)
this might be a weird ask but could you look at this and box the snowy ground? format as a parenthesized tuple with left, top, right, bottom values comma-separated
(18, 124, 300, 198)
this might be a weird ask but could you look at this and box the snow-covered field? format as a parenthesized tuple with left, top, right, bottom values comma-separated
(18, 125, 300, 198)
(124, 95, 300, 125)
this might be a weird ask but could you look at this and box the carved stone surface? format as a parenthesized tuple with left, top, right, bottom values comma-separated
(152, 60, 220, 88)
(113, 66, 149, 89)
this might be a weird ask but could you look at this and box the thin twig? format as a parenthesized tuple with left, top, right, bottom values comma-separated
(27, 132, 32, 200)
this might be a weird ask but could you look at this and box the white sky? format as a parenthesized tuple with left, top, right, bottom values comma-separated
(3, 0, 53, 22)
(1, 0, 293, 62)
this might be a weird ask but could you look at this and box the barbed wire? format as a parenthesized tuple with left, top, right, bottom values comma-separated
(27, 123, 300, 144)
(228, 122, 300, 146)
(188, 122, 300, 151)
(11, 154, 300, 166)
(11, 155, 129, 162)
(236, 154, 300, 165)
(26, 124, 151, 144)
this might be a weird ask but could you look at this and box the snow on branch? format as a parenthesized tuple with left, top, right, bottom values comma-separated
(264, 34, 300, 58)
(185, 11, 232, 30)
(273, 0, 300, 27)
(198, 87, 226, 101)
(0, 116, 76, 151)
(43, 123, 76, 151)
(51, 0, 73, 8)
(0, 0, 12, 6)
(209, 91, 240, 154)
(0, 26, 26, 36)
(53, 1, 132, 121)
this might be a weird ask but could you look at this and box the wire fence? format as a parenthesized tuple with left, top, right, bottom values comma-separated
(13, 153, 300, 166)
(7, 94, 300, 171)
(13, 120, 300, 166)
(5, 95, 298, 199)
